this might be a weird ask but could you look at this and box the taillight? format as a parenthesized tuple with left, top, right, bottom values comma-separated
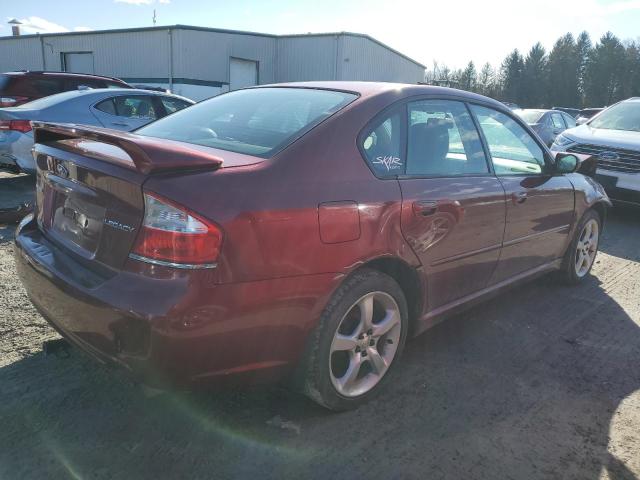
(130, 192, 222, 268)
(0, 120, 32, 133)
(0, 96, 29, 107)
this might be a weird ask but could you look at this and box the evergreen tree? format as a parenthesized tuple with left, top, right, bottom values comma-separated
(584, 32, 627, 106)
(575, 31, 592, 106)
(621, 41, 640, 99)
(522, 43, 548, 107)
(459, 61, 478, 92)
(500, 49, 524, 104)
(547, 33, 579, 107)
(477, 62, 497, 97)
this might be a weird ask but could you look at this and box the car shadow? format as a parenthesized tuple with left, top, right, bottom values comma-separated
(599, 205, 640, 262)
(0, 225, 16, 245)
(1, 265, 639, 479)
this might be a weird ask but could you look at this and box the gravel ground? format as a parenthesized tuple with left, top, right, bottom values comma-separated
(0, 180, 639, 479)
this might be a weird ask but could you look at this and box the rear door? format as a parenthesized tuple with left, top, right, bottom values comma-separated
(366, 99, 506, 310)
(470, 105, 574, 282)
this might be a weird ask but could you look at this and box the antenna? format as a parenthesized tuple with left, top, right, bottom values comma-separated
(153, 9, 157, 26)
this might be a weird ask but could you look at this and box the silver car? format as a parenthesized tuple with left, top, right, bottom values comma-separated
(0, 88, 194, 173)
(515, 109, 577, 146)
(551, 97, 640, 207)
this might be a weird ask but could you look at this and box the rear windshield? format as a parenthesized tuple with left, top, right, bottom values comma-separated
(516, 110, 545, 123)
(0, 74, 64, 97)
(12, 90, 85, 109)
(589, 102, 640, 132)
(136, 87, 358, 157)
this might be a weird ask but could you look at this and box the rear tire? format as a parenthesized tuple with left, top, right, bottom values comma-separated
(298, 269, 408, 411)
(560, 209, 601, 284)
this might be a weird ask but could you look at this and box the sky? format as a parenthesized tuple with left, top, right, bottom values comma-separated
(3, 0, 640, 69)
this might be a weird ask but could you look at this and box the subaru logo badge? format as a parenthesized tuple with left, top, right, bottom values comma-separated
(55, 163, 69, 178)
(598, 151, 619, 161)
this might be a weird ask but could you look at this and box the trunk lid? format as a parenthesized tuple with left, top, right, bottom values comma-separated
(32, 122, 225, 270)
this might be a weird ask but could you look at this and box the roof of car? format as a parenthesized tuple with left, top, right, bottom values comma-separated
(9, 88, 193, 110)
(258, 81, 507, 109)
(517, 108, 550, 113)
(3, 70, 127, 82)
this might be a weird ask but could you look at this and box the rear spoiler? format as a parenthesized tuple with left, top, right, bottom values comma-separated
(32, 122, 223, 174)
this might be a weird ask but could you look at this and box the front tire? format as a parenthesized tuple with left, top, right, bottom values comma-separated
(560, 209, 601, 284)
(299, 269, 408, 411)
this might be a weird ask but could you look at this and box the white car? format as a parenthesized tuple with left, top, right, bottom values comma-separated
(551, 97, 640, 207)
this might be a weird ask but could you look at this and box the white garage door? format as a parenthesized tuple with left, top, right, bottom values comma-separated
(230, 58, 258, 91)
(63, 52, 95, 74)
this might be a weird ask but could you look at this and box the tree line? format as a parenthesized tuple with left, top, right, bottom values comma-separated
(425, 31, 640, 109)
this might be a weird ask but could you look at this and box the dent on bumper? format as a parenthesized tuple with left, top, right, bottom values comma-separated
(14, 221, 341, 386)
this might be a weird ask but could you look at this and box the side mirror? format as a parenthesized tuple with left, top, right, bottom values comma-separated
(554, 153, 579, 174)
(576, 117, 588, 125)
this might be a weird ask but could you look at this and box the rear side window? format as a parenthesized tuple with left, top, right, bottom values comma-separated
(137, 88, 357, 157)
(160, 96, 192, 114)
(407, 100, 488, 176)
(106, 81, 128, 89)
(361, 111, 403, 177)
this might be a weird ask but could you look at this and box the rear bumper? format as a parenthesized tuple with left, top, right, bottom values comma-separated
(596, 171, 640, 206)
(0, 131, 34, 173)
(15, 217, 340, 387)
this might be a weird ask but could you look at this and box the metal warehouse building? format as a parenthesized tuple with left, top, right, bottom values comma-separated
(0, 25, 425, 100)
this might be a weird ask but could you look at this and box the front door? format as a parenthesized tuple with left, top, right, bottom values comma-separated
(397, 99, 506, 310)
(470, 105, 575, 282)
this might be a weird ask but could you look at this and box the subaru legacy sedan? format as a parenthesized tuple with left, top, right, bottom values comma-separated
(15, 82, 609, 410)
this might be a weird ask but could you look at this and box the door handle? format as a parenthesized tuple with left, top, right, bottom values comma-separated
(412, 200, 438, 216)
(512, 191, 528, 204)
(111, 122, 130, 127)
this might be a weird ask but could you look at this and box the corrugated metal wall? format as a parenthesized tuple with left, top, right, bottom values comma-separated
(276, 35, 338, 82)
(0, 27, 425, 92)
(339, 35, 424, 83)
(41, 30, 171, 79)
(277, 34, 424, 84)
(172, 29, 276, 85)
(0, 36, 43, 71)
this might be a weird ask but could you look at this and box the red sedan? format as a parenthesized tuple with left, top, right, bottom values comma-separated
(15, 82, 610, 410)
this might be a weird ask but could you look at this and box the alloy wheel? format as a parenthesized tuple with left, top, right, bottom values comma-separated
(329, 291, 402, 397)
(575, 218, 599, 277)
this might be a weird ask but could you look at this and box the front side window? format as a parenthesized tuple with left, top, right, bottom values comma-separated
(407, 100, 488, 176)
(471, 105, 546, 175)
(114, 96, 157, 119)
(97, 95, 158, 119)
(563, 113, 577, 128)
(361, 111, 403, 177)
(138, 87, 357, 157)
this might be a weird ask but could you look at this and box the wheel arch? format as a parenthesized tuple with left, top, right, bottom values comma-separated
(590, 200, 609, 227)
(351, 256, 424, 335)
